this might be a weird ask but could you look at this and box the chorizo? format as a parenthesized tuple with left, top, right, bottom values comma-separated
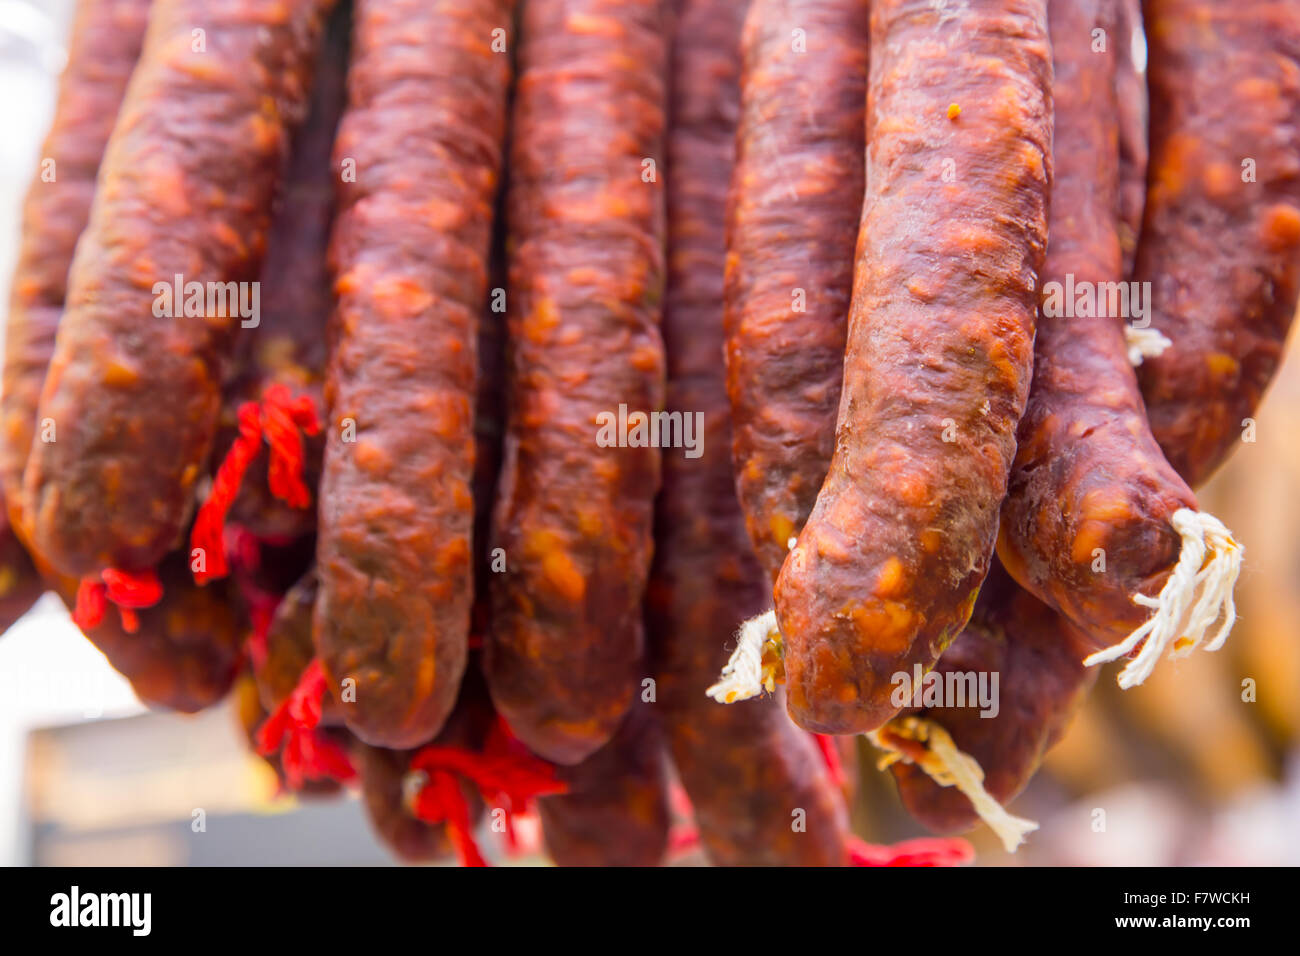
(1134, 0, 1300, 487)
(22, 0, 334, 577)
(62, 547, 245, 712)
(997, 0, 1242, 689)
(873, 563, 1095, 851)
(354, 676, 497, 867)
(647, 0, 850, 866)
(376, 668, 563, 866)
(487, 0, 670, 764)
(537, 702, 670, 866)
(771, 0, 1053, 734)
(193, 0, 352, 566)
(1, 0, 150, 536)
(723, 0, 868, 581)
(315, 0, 513, 749)
(253, 570, 347, 727)
(355, 742, 462, 863)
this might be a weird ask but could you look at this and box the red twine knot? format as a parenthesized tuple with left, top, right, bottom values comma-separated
(406, 719, 567, 867)
(72, 567, 163, 634)
(847, 835, 975, 867)
(191, 384, 319, 584)
(255, 659, 355, 791)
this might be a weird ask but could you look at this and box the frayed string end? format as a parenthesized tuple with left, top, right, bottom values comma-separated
(706, 608, 784, 703)
(191, 402, 262, 585)
(869, 716, 1039, 854)
(1125, 324, 1172, 366)
(1084, 509, 1243, 688)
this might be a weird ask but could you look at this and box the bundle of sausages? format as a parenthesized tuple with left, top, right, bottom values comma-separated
(1, 0, 1293, 864)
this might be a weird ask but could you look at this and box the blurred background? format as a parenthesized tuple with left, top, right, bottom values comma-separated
(2, 0, 1297, 867)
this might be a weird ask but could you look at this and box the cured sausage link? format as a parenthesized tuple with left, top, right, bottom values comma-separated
(199, 0, 353, 553)
(22, 0, 334, 577)
(1, 0, 151, 536)
(771, 0, 1053, 735)
(63, 547, 245, 712)
(648, 0, 851, 866)
(354, 673, 497, 865)
(487, 0, 670, 764)
(1135, 0, 1300, 487)
(723, 0, 868, 582)
(356, 743, 462, 864)
(998, 0, 1242, 689)
(873, 563, 1095, 853)
(537, 704, 670, 866)
(315, 0, 514, 749)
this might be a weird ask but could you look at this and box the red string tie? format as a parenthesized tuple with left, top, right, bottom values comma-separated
(406, 722, 567, 868)
(255, 659, 354, 791)
(847, 835, 975, 867)
(72, 567, 163, 634)
(243, 594, 278, 673)
(813, 733, 848, 792)
(191, 385, 318, 584)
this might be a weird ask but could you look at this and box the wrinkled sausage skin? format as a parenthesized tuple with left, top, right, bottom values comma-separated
(315, 0, 513, 748)
(23, 0, 334, 577)
(648, 0, 850, 866)
(723, 0, 868, 581)
(1135, 0, 1300, 487)
(487, 0, 670, 764)
(885, 563, 1096, 833)
(997, 0, 1195, 651)
(537, 702, 671, 866)
(1, 0, 151, 538)
(774, 0, 1053, 735)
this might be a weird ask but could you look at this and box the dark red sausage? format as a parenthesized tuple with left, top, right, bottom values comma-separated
(355, 669, 497, 864)
(487, 0, 670, 764)
(723, 0, 868, 582)
(773, 0, 1053, 735)
(355, 744, 461, 863)
(1, 0, 151, 538)
(876, 563, 1095, 850)
(254, 570, 348, 727)
(315, 0, 513, 749)
(647, 0, 850, 866)
(351, 213, 511, 864)
(22, 0, 334, 577)
(1135, 0, 1300, 487)
(537, 702, 670, 866)
(61, 547, 245, 712)
(200, 0, 352, 551)
(998, 0, 1241, 688)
